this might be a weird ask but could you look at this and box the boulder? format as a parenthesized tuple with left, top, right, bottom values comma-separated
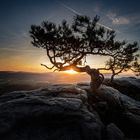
(0, 84, 103, 140)
(105, 77, 140, 101)
(1, 83, 140, 139)
(96, 85, 140, 138)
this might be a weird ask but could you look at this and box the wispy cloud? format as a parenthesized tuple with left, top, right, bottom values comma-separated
(0, 47, 34, 53)
(107, 12, 130, 25)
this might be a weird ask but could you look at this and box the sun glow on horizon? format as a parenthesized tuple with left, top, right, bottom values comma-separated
(64, 69, 78, 74)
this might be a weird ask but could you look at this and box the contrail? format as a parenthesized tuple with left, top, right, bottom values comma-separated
(97, 23, 113, 31)
(58, 1, 113, 31)
(60, 3, 81, 15)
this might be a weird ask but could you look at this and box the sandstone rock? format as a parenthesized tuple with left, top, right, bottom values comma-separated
(0, 85, 103, 140)
(96, 85, 140, 138)
(1, 83, 140, 139)
(105, 77, 140, 101)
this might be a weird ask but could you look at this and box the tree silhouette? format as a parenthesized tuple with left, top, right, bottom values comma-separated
(29, 15, 140, 91)
(103, 42, 140, 82)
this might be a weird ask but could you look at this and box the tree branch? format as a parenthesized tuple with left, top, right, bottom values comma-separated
(41, 64, 55, 70)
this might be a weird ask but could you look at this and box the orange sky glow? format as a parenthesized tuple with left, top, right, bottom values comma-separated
(0, 0, 139, 80)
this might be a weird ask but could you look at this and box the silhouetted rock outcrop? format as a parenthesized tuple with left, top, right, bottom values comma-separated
(104, 77, 140, 101)
(0, 82, 140, 139)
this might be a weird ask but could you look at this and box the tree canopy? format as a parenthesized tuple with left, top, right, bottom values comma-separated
(29, 15, 140, 90)
(103, 41, 140, 81)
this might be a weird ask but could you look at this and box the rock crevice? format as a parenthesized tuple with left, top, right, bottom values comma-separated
(0, 79, 140, 140)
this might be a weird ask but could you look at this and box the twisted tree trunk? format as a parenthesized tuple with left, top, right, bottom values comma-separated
(85, 66, 104, 92)
(110, 74, 115, 83)
(60, 65, 104, 92)
(41, 63, 104, 91)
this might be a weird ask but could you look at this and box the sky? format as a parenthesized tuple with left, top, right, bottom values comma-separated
(0, 0, 140, 72)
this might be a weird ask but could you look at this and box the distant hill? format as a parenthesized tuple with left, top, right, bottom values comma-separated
(0, 71, 89, 84)
(0, 71, 90, 93)
(0, 71, 136, 94)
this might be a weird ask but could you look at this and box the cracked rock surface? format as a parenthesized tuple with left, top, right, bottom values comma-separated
(0, 81, 140, 140)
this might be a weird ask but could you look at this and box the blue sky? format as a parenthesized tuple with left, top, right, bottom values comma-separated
(0, 0, 140, 72)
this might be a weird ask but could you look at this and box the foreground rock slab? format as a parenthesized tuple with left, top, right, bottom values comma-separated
(1, 83, 139, 139)
(0, 84, 104, 140)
